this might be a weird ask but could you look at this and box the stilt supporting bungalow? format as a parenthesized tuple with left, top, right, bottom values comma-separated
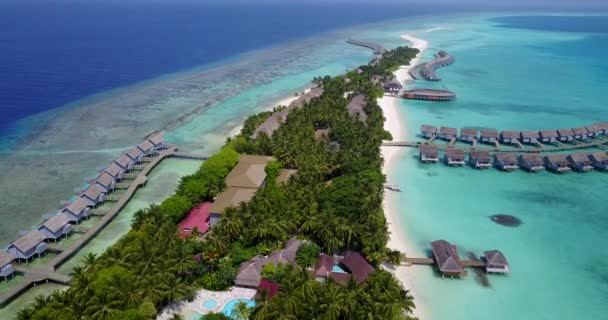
(544, 154, 571, 173)
(438, 127, 457, 141)
(539, 130, 558, 144)
(519, 153, 545, 172)
(494, 153, 518, 171)
(483, 250, 510, 274)
(37, 212, 73, 242)
(7, 231, 48, 262)
(469, 151, 491, 169)
(444, 148, 465, 166)
(460, 128, 478, 144)
(420, 125, 438, 139)
(431, 240, 466, 278)
(480, 129, 499, 144)
(419, 145, 439, 163)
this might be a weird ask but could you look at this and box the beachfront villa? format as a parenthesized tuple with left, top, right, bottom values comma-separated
(544, 154, 571, 173)
(420, 125, 438, 138)
(37, 212, 73, 241)
(104, 163, 125, 181)
(557, 128, 575, 142)
(469, 151, 491, 169)
(520, 131, 539, 144)
(125, 147, 144, 164)
(567, 153, 593, 172)
(539, 130, 559, 143)
(460, 128, 477, 143)
(115, 154, 134, 172)
(94, 172, 116, 193)
(519, 153, 545, 172)
(178, 202, 211, 238)
(0, 251, 14, 280)
(438, 127, 457, 141)
(480, 129, 498, 144)
(431, 240, 465, 278)
(500, 130, 519, 144)
(61, 197, 91, 222)
(483, 250, 510, 274)
(80, 184, 107, 207)
(589, 152, 608, 171)
(444, 148, 465, 166)
(419, 144, 439, 163)
(572, 127, 589, 140)
(347, 94, 368, 123)
(7, 230, 48, 261)
(494, 153, 519, 171)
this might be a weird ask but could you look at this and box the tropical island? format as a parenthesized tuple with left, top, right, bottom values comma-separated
(16, 45, 420, 320)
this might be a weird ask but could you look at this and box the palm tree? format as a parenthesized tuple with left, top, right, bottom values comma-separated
(231, 301, 252, 320)
(84, 291, 121, 320)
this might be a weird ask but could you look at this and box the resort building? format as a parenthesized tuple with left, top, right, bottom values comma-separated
(37, 212, 73, 241)
(460, 128, 478, 143)
(402, 89, 456, 102)
(420, 125, 438, 138)
(469, 151, 492, 169)
(557, 129, 575, 142)
(483, 250, 510, 274)
(137, 140, 154, 155)
(104, 163, 124, 181)
(125, 147, 144, 164)
(347, 94, 368, 123)
(313, 254, 341, 283)
(431, 240, 465, 278)
(444, 148, 465, 166)
(520, 131, 539, 144)
(8, 230, 48, 261)
(80, 184, 106, 207)
(585, 124, 603, 138)
(567, 153, 593, 172)
(438, 127, 457, 141)
(209, 188, 257, 226)
(383, 80, 402, 94)
(480, 129, 499, 144)
(276, 169, 298, 184)
(500, 131, 519, 144)
(115, 154, 134, 172)
(178, 203, 211, 238)
(61, 197, 91, 222)
(539, 130, 558, 143)
(519, 153, 545, 172)
(148, 134, 166, 150)
(589, 152, 608, 171)
(235, 239, 305, 288)
(94, 172, 116, 193)
(0, 251, 14, 280)
(571, 127, 589, 140)
(339, 252, 375, 283)
(419, 145, 439, 163)
(494, 153, 519, 171)
(544, 154, 571, 173)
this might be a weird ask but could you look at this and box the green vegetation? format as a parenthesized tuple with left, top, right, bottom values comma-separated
(295, 242, 321, 268)
(19, 46, 419, 320)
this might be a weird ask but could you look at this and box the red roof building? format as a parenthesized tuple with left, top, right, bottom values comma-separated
(178, 202, 211, 238)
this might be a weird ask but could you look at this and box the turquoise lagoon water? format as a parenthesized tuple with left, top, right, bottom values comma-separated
(384, 14, 608, 320)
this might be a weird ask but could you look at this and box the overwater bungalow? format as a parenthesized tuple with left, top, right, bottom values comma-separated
(419, 145, 439, 163)
(444, 148, 465, 166)
(137, 140, 154, 155)
(148, 134, 166, 150)
(339, 252, 375, 283)
(81, 184, 106, 207)
(61, 197, 91, 222)
(402, 89, 456, 102)
(0, 251, 14, 280)
(557, 129, 575, 142)
(500, 131, 519, 144)
(483, 250, 510, 274)
(209, 188, 257, 226)
(94, 172, 116, 193)
(115, 154, 134, 172)
(37, 212, 73, 241)
(420, 125, 438, 138)
(104, 163, 124, 181)
(520, 131, 539, 144)
(7, 230, 48, 261)
(519, 153, 545, 172)
(438, 127, 457, 140)
(589, 152, 608, 171)
(494, 153, 519, 171)
(585, 124, 603, 138)
(567, 153, 593, 172)
(539, 130, 558, 143)
(571, 127, 589, 140)
(460, 128, 478, 143)
(431, 240, 465, 278)
(469, 151, 492, 169)
(597, 122, 608, 135)
(178, 203, 210, 238)
(125, 147, 144, 164)
(544, 154, 571, 173)
(480, 129, 499, 144)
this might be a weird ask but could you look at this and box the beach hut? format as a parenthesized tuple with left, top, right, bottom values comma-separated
(438, 127, 457, 141)
(339, 252, 375, 283)
(37, 212, 73, 241)
(94, 172, 116, 193)
(114, 154, 133, 172)
(80, 184, 106, 207)
(571, 127, 589, 140)
(137, 140, 154, 155)
(557, 129, 575, 142)
(480, 129, 499, 144)
(178, 203, 211, 238)
(61, 198, 91, 222)
(518, 153, 545, 172)
(469, 151, 492, 169)
(0, 251, 14, 280)
(444, 148, 465, 166)
(483, 250, 510, 274)
(539, 130, 558, 143)
(104, 163, 124, 181)
(7, 231, 47, 262)
(544, 154, 571, 173)
(125, 147, 144, 164)
(420, 125, 438, 139)
(148, 134, 166, 150)
(589, 152, 608, 171)
(383, 80, 402, 94)
(585, 124, 603, 138)
(431, 240, 465, 278)
(520, 131, 539, 144)
(500, 131, 519, 144)
(494, 153, 519, 171)
(567, 153, 593, 172)
(419, 145, 439, 163)
(460, 128, 478, 143)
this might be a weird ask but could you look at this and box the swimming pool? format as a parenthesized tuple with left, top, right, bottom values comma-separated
(201, 299, 218, 309)
(332, 265, 346, 273)
(221, 298, 256, 318)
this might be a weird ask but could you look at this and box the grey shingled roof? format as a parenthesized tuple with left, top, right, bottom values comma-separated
(126, 147, 143, 159)
(421, 125, 438, 134)
(484, 250, 509, 266)
(521, 131, 539, 139)
(104, 163, 123, 177)
(495, 153, 517, 163)
(501, 131, 519, 139)
(571, 127, 588, 135)
(460, 128, 477, 137)
(439, 127, 457, 135)
(545, 154, 569, 165)
(0, 251, 13, 267)
(11, 230, 46, 253)
(148, 134, 165, 146)
(82, 184, 104, 200)
(520, 153, 543, 165)
(419, 144, 439, 157)
(431, 240, 464, 274)
(539, 130, 558, 138)
(480, 129, 499, 138)
(470, 150, 491, 161)
(568, 152, 591, 164)
(64, 197, 89, 214)
(137, 140, 154, 153)
(445, 148, 465, 158)
(116, 154, 133, 168)
(557, 128, 574, 136)
(96, 172, 115, 187)
(41, 212, 72, 233)
(590, 152, 608, 162)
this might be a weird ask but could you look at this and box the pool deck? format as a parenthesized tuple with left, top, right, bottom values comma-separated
(156, 287, 256, 320)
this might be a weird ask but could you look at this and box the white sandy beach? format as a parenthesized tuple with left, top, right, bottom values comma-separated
(378, 33, 429, 320)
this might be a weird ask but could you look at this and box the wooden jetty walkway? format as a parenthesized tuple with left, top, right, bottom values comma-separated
(346, 39, 386, 54)
(420, 50, 455, 81)
(0, 267, 71, 307)
(172, 152, 209, 160)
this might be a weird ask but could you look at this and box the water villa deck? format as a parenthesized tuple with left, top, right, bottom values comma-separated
(419, 51, 456, 81)
(402, 89, 456, 102)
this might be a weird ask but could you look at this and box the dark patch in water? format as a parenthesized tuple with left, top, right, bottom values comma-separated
(467, 252, 491, 288)
(490, 214, 522, 227)
(427, 171, 438, 177)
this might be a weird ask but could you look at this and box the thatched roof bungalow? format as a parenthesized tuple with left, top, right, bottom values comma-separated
(585, 124, 603, 137)
(438, 127, 457, 140)
(571, 127, 589, 140)
(137, 140, 154, 155)
(420, 125, 438, 138)
(115, 154, 134, 172)
(209, 188, 257, 226)
(104, 163, 124, 181)
(94, 172, 116, 193)
(557, 129, 575, 142)
(339, 252, 375, 283)
(520, 131, 539, 144)
(431, 240, 465, 277)
(539, 130, 558, 143)
(444, 148, 465, 166)
(81, 184, 106, 207)
(500, 131, 519, 144)
(148, 134, 166, 150)
(460, 128, 478, 143)
(62, 197, 91, 222)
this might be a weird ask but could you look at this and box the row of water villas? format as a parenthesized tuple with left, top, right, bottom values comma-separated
(0, 135, 166, 278)
(421, 123, 608, 144)
(419, 145, 608, 173)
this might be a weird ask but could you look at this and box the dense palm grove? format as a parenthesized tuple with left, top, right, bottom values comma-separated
(18, 46, 419, 320)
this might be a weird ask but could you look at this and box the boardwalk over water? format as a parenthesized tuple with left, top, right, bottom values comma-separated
(346, 39, 386, 55)
(383, 138, 608, 153)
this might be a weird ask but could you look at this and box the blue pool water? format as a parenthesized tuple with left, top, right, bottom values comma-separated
(332, 265, 346, 273)
(221, 299, 256, 319)
(201, 299, 218, 309)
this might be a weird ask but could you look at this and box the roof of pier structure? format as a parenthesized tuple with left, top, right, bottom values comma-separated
(96, 172, 115, 187)
(557, 128, 574, 136)
(41, 213, 72, 233)
(460, 128, 478, 137)
(10, 230, 46, 253)
(105, 163, 123, 176)
(82, 184, 104, 200)
(571, 127, 589, 135)
(444, 148, 465, 158)
(403, 89, 456, 97)
(126, 147, 144, 159)
(521, 131, 539, 139)
(480, 129, 499, 138)
(569, 152, 591, 164)
(539, 130, 558, 138)
(545, 154, 569, 165)
(64, 198, 89, 215)
(420, 145, 439, 157)
(0, 251, 13, 267)
(439, 127, 457, 136)
(469, 150, 491, 161)
(500, 131, 519, 139)
(421, 125, 438, 134)
(431, 240, 464, 274)
(484, 250, 509, 267)
(137, 140, 154, 153)
(116, 155, 133, 167)
(520, 153, 543, 165)
(495, 153, 517, 163)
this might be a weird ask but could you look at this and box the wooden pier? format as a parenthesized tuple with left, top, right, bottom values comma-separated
(346, 39, 386, 55)
(402, 89, 456, 102)
(172, 152, 209, 160)
(419, 51, 455, 81)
